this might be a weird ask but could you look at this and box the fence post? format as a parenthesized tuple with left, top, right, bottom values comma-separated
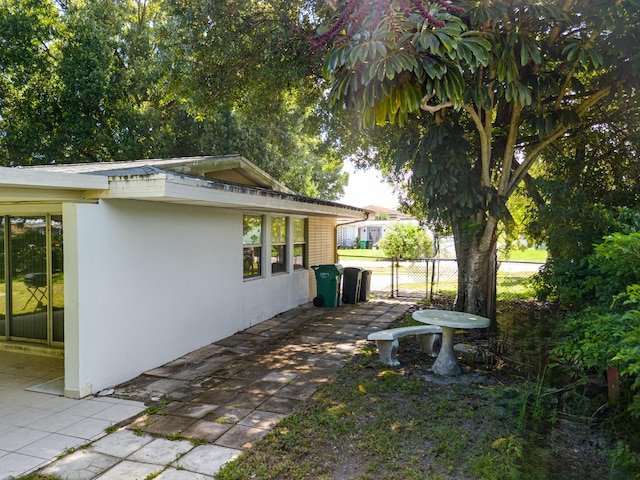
(425, 259, 429, 299)
(390, 259, 395, 298)
(430, 259, 437, 301)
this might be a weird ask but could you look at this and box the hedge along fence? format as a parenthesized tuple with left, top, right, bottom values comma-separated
(337, 256, 544, 303)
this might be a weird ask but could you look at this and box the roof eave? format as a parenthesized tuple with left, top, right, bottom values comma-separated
(97, 173, 367, 219)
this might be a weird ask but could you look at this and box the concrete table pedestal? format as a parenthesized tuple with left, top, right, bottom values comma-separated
(411, 309, 490, 376)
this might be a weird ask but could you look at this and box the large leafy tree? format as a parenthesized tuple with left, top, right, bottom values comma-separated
(148, 0, 348, 197)
(0, 0, 347, 199)
(315, 0, 640, 319)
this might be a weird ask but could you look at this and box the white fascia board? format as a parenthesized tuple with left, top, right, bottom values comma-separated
(104, 173, 367, 220)
(0, 166, 108, 191)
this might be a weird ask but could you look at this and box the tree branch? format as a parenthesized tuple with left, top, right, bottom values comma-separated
(463, 104, 492, 188)
(497, 102, 522, 196)
(507, 85, 613, 197)
(548, 0, 576, 44)
(420, 91, 452, 113)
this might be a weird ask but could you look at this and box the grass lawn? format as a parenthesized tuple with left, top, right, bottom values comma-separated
(0, 274, 63, 317)
(338, 248, 386, 259)
(499, 248, 547, 263)
(339, 247, 548, 263)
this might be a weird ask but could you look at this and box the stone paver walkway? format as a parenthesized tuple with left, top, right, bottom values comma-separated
(35, 296, 414, 479)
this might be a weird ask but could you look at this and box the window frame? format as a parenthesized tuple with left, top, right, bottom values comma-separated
(271, 216, 288, 275)
(243, 215, 263, 279)
(293, 217, 307, 271)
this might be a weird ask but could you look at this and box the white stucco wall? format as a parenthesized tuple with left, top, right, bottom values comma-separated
(63, 199, 309, 397)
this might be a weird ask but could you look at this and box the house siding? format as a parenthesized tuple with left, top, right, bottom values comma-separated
(307, 216, 337, 299)
(64, 199, 310, 396)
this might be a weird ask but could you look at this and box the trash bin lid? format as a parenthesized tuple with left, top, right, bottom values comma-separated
(311, 263, 344, 274)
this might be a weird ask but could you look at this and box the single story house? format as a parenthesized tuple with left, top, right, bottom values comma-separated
(337, 206, 415, 249)
(0, 155, 368, 398)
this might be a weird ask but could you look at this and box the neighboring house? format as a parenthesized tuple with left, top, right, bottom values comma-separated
(0, 155, 367, 398)
(337, 205, 415, 248)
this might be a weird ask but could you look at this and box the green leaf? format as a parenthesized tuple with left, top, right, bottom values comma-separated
(562, 42, 580, 62)
(587, 48, 603, 68)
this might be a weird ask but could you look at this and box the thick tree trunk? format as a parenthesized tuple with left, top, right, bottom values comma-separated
(451, 220, 498, 323)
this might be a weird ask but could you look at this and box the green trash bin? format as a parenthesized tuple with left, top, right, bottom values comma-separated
(359, 239, 368, 249)
(311, 264, 344, 307)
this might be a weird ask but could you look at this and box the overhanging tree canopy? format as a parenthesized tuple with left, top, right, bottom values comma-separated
(315, 0, 640, 319)
(0, 0, 347, 199)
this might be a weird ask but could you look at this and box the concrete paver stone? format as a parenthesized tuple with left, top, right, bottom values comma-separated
(156, 467, 214, 480)
(0, 453, 46, 480)
(93, 460, 161, 479)
(127, 437, 193, 465)
(166, 402, 219, 418)
(175, 444, 242, 476)
(239, 410, 286, 430)
(182, 418, 232, 442)
(91, 428, 154, 458)
(16, 432, 85, 459)
(140, 413, 197, 436)
(39, 450, 120, 480)
(145, 379, 190, 395)
(214, 424, 270, 449)
(257, 395, 302, 414)
(208, 405, 252, 424)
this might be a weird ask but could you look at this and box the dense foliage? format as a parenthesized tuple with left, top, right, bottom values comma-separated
(314, 0, 640, 318)
(0, 0, 347, 199)
(546, 229, 640, 473)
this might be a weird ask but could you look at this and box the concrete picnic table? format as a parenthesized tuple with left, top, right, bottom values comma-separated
(411, 309, 490, 376)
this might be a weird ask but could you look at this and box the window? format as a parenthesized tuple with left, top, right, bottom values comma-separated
(293, 218, 307, 270)
(243, 215, 263, 278)
(271, 216, 287, 274)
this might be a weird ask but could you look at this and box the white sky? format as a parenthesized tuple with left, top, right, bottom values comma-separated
(338, 164, 399, 209)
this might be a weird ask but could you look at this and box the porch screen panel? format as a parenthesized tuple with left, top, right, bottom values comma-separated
(51, 215, 64, 343)
(10, 217, 47, 341)
(0, 218, 5, 338)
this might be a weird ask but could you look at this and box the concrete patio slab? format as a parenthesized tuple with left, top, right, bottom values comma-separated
(17, 295, 416, 479)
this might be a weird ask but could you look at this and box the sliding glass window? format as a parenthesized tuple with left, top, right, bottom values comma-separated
(1, 215, 63, 345)
(243, 215, 263, 278)
(271, 216, 287, 274)
(293, 218, 307, 270)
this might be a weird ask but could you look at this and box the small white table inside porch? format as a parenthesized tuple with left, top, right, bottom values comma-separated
(411, 309, 490, 376)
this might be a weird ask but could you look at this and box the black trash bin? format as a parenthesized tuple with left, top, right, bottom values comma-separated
(342, 267, 362, 304)
(359, 269, 372, 302)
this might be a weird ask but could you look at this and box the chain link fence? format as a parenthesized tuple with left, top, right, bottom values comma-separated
(338, 255, 544, 302)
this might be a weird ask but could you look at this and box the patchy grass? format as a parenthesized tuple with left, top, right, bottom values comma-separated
(216, 352, 524, 479)
(216, 302, 618, 480)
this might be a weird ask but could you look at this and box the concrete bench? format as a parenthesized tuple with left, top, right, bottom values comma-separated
(367, 325, 442, 366)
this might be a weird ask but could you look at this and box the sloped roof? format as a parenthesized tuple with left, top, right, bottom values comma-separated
(361, 205, 409, 217)
(0, 156, 367, 220)
(31, 155, 294, 194)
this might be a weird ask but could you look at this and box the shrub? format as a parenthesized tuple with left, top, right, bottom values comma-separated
(552, 285, 640, 418)
(378, 222, 432, 260)
(533, 228, 640, 308)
